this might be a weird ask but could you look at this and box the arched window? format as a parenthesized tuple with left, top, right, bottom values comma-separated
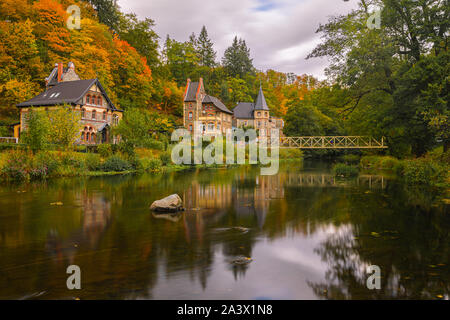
(208, 123, 214, 131)
(188, 112, 193, 120)
(189, 124, 193, 131)
(86, 132, 90, 142)
(81, 108, 86, 119)
(103, 111, 107, 121)
(92, 110, 96, 120)
(81, 132, 85, 141)
(91, 133, 95, 142)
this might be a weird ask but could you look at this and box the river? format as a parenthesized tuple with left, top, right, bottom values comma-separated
(0, 161, 448, 299)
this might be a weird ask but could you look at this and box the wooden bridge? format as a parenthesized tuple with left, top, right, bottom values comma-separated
(278, 136, 387, 149)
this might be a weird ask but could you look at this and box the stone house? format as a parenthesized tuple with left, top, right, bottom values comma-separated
(233, 86, 284, 137)
(16, 62, 123, 144)
(183, 78, 233, 135)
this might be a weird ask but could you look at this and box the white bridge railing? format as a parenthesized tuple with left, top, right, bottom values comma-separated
(279, 136, 387, 149)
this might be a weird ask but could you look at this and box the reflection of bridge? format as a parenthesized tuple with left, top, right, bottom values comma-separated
(285, 173, 386, 189)
(279, 136, 387, 149)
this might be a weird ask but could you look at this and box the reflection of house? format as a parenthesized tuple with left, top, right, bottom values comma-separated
(183, 78, 233, 134)
(233, 86, 284, 137)
(184, 182, 233, 210)
(16, 62, 123, 144)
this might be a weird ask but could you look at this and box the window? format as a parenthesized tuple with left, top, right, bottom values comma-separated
(98, 96, 102, 106)
(258, 121, 261, 127)
(92, 110, 96, 120)
(244, 121, 248, 126)
(257, 112, 261, 117)
(81, 132, 85, 140)
(91, 133, 95, 142)
(188, 112, 193, 120)
(86, 95, 90, 104)
(208, 114, 214, 118)
(217, 123, 221, 130)
(189, 124, 193, 131)
(103, 111, 107, 121)
(265, 112, 268, 117)
(208, 123, 214, 131)
(86, 132, 90, 141)
(81, 108, 86, 119)
(113, 114, 119, 125)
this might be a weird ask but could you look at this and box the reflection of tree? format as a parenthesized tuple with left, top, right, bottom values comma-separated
(308, 182, 449, 299)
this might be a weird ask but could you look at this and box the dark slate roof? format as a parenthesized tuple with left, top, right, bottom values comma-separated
(202, 95, 233, 114)
(184, 81, 199, 102)
(233, 102, 255, 119)
(255, 85, 269, 110)
(17, 79, 120, 111)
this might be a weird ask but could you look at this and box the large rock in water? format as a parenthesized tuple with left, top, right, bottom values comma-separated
(150, 194, 184, 213)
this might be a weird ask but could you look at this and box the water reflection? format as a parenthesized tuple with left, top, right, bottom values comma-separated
(0, 162, 448, 300)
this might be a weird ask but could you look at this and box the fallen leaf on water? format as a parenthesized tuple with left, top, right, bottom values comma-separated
(429, 265, 437, 268)
(50, 202, 63, 206)
(371, 232, 380, 237)
(436, 295, 443, 299)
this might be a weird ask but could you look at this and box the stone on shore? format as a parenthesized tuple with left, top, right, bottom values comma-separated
(150, 194, 184, 213)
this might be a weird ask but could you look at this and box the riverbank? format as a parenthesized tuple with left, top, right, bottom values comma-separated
(0, 146, 303, 182)
(330, 148, 450, 192)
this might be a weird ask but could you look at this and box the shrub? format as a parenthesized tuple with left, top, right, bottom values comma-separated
(360, 155, 400, 170)
(402, 158, 447, 186)
(118, 141, 135, 158)
(159, 151, 172, 166)
(1, 150, 34, 181)
(139, 158, 162, 172)
(97, 144, 112, 158)
(85, 153, 102, 171)
(332, 163, 359, 177)
(142, 138, 164, 150)
(279, 149, 304, 160)
(35, 151, 61, 175)
(60, 152, 86, 169)
(341, 154, 360, 164)
(102, 155, 132, 172)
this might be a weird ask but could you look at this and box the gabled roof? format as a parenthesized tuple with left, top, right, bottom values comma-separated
(202, 95, 233, 114)
(17, 79, 120, 111)
(184, 81, 199, 102)
(255, 85, 269, 110)
(233, 102, 255, 119)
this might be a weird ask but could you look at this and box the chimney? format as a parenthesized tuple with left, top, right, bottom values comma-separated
(57, 62, 63, 82)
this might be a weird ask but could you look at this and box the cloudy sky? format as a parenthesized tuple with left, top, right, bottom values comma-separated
(118, 0, 358, 79)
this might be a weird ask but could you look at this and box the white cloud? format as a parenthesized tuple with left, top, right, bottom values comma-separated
(118, 0, 357, 79)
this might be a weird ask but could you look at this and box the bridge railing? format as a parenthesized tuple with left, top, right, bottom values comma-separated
(279, 136, 387, 149)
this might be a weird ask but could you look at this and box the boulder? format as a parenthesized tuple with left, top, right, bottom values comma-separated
(150, 194, 184, 213)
